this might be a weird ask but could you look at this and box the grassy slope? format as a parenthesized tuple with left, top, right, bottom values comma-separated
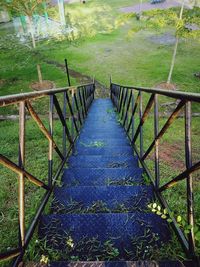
(42, 26, 200, 92)
(0, 0, 200, 265)
(0, 0, 199, 97)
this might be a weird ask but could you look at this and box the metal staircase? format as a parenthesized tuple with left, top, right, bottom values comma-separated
(39, 98, 170, 264)
(0, 67, 200, 266)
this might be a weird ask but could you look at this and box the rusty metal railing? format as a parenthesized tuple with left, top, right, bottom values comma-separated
(110, 81, 200, 264)
(0, 61, 95, 265)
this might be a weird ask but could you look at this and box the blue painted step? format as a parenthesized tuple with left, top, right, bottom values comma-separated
(86, 113, 116, 117)
(83, 121, 119, 126)
(62, 168, 143, 186)
(84, 116, 118, 122)
(76, 138, 130, 146)
(39, 213, 170, 257)
(73, 147, 133, 156)
(80, 128, 126, 135)
(86, 113, 116, 118)
(48, 260, 194, 267)
(80, 126, 124, 132)
(52, 185, 153, 213)
(79, 134, 128, 139)
(68, 156, 138, 168)
(79, 131, 127, 137)
(38, 98, 172, 263)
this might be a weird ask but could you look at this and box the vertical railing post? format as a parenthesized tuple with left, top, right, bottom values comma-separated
(131, 90, 135, 142)
(139, 91, 143, 158)
(85, 87, 88, 112)
(121, 88, 127, 121)
(185, 101, 195, 257)
(117, 87, 120, 112)
(110, 76, 112, 101)
(74, 92, 82, 129)
(71, 89, 75, 140)
(65, 58, 71, 87)
(63, 91, 67, 158)
(82, 86, 87, 115)
(18, 101, 25, 248)
(79, 88, 85, 120)
(126, 91, 130, 130)
(48, 95, 53, 187)
(154, 94, 160, 188)
(93, 82, 95, 101)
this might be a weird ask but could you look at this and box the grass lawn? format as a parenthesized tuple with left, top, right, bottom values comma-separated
(0, 0, 200, 265)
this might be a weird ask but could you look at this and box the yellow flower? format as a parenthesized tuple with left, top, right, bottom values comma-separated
(40, 255, 49, 264)
(177, 216, 182, 223)
(66, 236, 74, 248)
(152, 203, 157, 209)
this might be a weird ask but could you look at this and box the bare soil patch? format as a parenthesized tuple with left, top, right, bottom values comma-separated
(30, 80, 55, 91)
(44, 59, 109, 98)
(149, 33, 176, 45)
(149, 142, 185, 171)
(160, 142, 185, 171)
(0, 79, 6, 87)
(155, 82, 177, 90)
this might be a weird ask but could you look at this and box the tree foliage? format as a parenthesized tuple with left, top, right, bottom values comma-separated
(0, 0, 46, 17)
(126, 7, 200, 40)
(143, 7, 200, 39)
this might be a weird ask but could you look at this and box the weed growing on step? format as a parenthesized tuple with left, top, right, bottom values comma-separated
(32, 234, 120, 262)
(148, 202, 192, 231)
(80, 141, 105, 148)
(70, 180, 80, 186)
(106, 177, 140, 186)
(40, 254, 49, 265)
(125, 227, 160, 260)
(52, 188, 151, 214)
(142, 173, 152, 186)
(107, 162, 129, 168)
(25, 215, 185, 263)
(148, 202, 200, 254)
(52, 198, 84, 214)
(106, 108, 115, 114)
(85, 200, 110, 213)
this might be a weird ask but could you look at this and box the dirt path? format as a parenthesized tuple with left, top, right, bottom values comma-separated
(120, 0, 190, 13)
(43, 58, 109, 98)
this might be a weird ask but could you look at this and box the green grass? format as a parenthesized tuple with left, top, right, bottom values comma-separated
(0, 116, 69, 266)
(1, 2, 199, 99)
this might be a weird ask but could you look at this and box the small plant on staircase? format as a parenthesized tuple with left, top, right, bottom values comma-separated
(148, 202, 200, 250)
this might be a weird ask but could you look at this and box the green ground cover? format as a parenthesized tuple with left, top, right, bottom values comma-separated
(0, 0, 200, 265)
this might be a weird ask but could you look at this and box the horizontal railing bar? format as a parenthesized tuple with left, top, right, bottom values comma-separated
(0, 154, 49, 190)
(159, 160, 200, 192)
(111, 82, 200, 103)
(142, 100, 186, 160)
(0, 248, 21, 261)
(0, 83, 94, 107)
